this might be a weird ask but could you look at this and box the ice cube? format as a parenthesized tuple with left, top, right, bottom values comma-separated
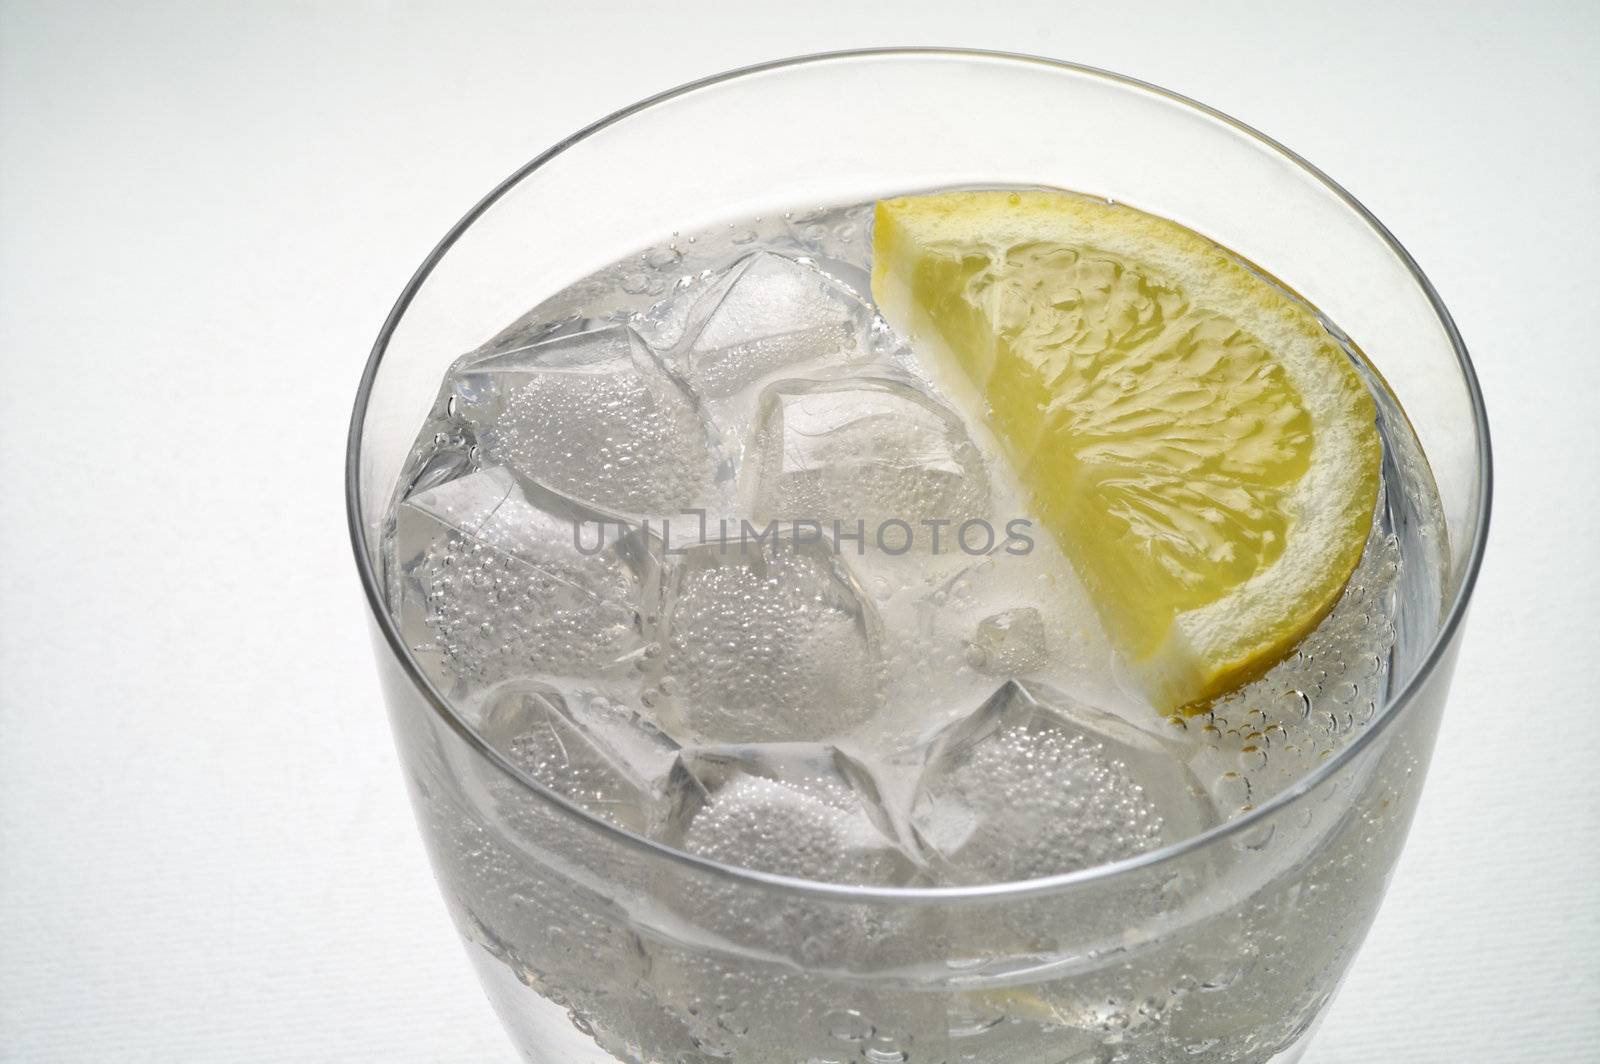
(904, 539, 1131, 722)
(663, 743, 918, 885)
(422, 794, 653, 1019)
(967, 606, 1048, 676)
(911, 681, 1219, 884)
(393, 465, 658, 689)
(477, 680, 679, 834)
(643, 752, 940, 1058)
(648, 535, 883, 743)
(672, 252, 872, 398)
(744, 376, 991, 531)
(448, 325, 712, 516)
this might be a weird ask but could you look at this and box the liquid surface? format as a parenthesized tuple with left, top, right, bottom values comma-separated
(384, 194, 1447, 887)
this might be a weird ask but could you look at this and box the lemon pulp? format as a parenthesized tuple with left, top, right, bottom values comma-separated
(872, 189, 1381, 711)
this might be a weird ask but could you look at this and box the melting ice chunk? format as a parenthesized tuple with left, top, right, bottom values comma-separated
(649, 535, 882, 744)
(967, 607, 1048, 676)
(448, 325, 712, 516)
(478, 681, 679, 834)
(911, 681, 1219, 884)
(744, 376, 991, 530)
(393, 466, 658, 689)
(663, 743, 917, 884)
(673, 252, 872, 398)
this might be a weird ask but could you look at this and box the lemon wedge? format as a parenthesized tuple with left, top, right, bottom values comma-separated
(872, 189, 1381, 711)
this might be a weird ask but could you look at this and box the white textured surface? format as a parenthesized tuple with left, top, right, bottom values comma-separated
(1, 2, 1596, 1061)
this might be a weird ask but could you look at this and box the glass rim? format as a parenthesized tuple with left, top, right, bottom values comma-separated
(344, 47, 1493, 903)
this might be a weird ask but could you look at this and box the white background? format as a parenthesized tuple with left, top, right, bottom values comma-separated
(2, 2, 1596, 1061)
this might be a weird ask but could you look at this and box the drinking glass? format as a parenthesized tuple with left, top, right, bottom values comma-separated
(346, 50, 1490, 1064)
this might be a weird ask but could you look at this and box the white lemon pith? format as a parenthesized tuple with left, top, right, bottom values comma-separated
(871, 189, 1382, 712)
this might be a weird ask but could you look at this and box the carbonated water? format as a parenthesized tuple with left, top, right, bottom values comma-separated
(383, 194, 1447, 1063)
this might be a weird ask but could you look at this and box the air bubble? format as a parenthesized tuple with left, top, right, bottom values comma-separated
(948, 1007, 1006, 1038)
(864, 1034, 909, 1063)
(823, 1008, 874, 1042)
(1215, 771, 1252, 809)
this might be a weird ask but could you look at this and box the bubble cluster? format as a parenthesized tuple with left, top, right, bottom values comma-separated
(664, 744, 914, 886)
(487, 326, 714, 516)
(394, 467, 654, 688)
(648, 538, 884, 744)
(911, 682, 1217, 883)
(1181, 525, 1403, 816)
(477, 682, 678, 834)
